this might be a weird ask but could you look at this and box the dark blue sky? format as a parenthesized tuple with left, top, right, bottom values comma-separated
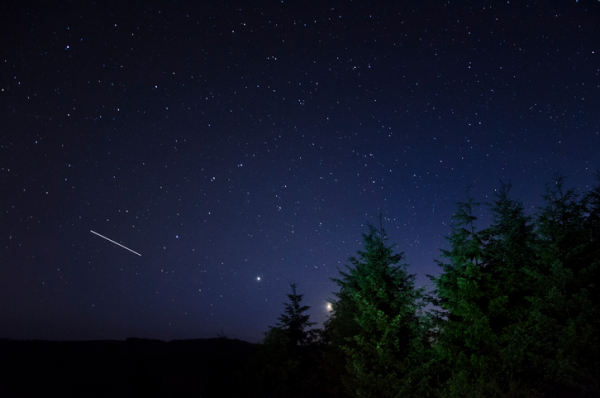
(1, 1, 598, 343)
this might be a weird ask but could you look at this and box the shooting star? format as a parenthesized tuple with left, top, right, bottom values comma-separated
(90, 230, 141, 256)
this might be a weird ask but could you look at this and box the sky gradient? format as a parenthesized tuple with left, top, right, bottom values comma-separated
(1, 1, 599, 343)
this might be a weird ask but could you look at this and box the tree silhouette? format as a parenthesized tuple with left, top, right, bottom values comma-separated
(526, 173, 600, 395)
(251, 283, 322, 397)
(276, 283, 317, 346)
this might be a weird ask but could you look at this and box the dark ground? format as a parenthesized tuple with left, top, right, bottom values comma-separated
(0, 337, 257, 398)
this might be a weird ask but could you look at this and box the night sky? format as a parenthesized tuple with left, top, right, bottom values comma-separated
(1, 1, 599, 343)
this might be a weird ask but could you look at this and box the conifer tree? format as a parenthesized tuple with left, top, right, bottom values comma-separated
(276, 283, 317, 346)
(429, 192, 489, 396)
(430, 183, 539, 397)
(253, 284, 321, 398)
(525, 173, 600, 395)
(329, 219, 427, 398)
(478, 182, 539, 395)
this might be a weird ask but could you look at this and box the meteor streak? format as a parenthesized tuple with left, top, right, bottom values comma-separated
(90, 230, 141, 256)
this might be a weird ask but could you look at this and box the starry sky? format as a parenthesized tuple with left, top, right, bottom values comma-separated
(1, 1, 599, 343)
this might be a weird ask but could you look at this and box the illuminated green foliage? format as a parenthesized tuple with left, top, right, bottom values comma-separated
(431, 177, 600, 397)
(327, 219, 431, 397)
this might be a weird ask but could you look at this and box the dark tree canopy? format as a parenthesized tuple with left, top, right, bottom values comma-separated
(429, 182, 542, 397)
(275, 283, 317, 346)
(254, 174, 600, 398)
(525, 173, 600, 395)
(429, 177, 600, 397)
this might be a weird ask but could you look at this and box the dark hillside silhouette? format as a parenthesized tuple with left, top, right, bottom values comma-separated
(0, 338, 256, 398)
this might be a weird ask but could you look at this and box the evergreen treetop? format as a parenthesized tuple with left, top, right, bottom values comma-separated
(275, 282, 317, 346)
(327, 219, 429, 397)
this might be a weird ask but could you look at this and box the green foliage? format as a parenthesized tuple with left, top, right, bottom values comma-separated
(327, 219, 432, 398)
(431, 176, 600, 397)
(430, 183, 541, 397)
(322, 286, 361, 397)
(523, 173, 600, 395)
(253, 173, 600, 398)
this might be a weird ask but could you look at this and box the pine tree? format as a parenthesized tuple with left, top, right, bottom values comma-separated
(429, 192, 489, 397)
(253, 284, 321, 398)
(479, 182, 539, 395)
(276, 283, 317, 346)
(525, 173, 600, 395)
(430, 183, 539, 397)
(329, 219, 427, 398)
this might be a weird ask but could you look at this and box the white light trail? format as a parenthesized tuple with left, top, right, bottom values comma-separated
(90, 230, 141, 256)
